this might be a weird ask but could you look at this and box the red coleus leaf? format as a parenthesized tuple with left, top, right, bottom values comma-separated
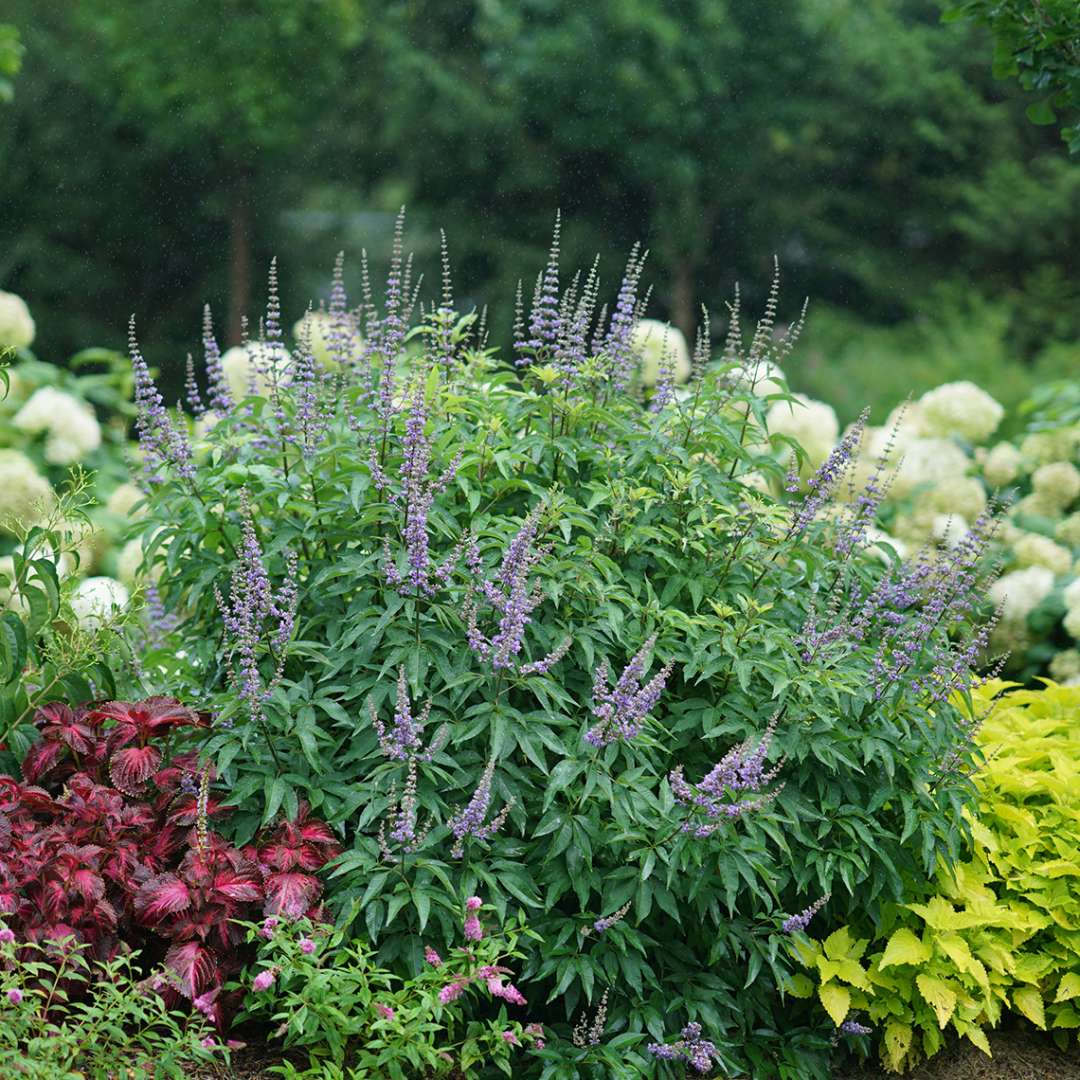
(134, 873, 192, 923)
(21, 740, 67, 784)
(0, 777, 22, 811)
(263, 872, 321, 917)
(92, 697, 202, 751)
(210, 865, 263, 905)
(108, 746, 163, 796)
(167, 793, 227, 828)
(164, 940, 218, 1000)
(34, 702, 99, 755)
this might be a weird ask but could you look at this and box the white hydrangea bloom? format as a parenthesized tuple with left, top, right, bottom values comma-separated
(1020, 427, 1080, 466)
(1031, 461, 1080, 511)
(766, 394, 839, 468)
(918, 381, 1003, 443)
(725, 358, 785, 398)
(632, 320, 692, 388)
(1012, 492, 1062, 520)
(889, 438, 969, 499)
(1013, 532, 1072, 577)
(293, 310, 361, 371)
(221, 343, 291, 401)
(1049, 649, 1080, 683)
(106, 483, 144, 518)
(916, 477, 987, 525)
(932, 514, 969, 549)
(864, 403, 929, 461)
(117, 538, 154, 587)
(982, 442, 1022, 488)
(989, 565, 1054, 625)
(1064, 606, 1080, 642)
(0, 450, 53, 533)
(1063, 577, 1080, 611)
(69, 576, 129, 631)
(0, 291, 35, 349)
(13, 387, 102, 465)
(1056, 513, 1080, 549)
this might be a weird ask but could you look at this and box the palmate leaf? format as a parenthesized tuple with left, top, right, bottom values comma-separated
(134, 872, 192, 923)
(164, 940, 218, 1000)
(263, 870, 321, 917)
(108, 745, 162, 795)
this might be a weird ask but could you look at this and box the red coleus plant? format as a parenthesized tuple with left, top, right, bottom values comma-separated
(0, 697, 339, 1027)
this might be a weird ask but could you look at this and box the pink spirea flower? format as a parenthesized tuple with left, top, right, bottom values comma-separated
(260, 917, 279, 939)
(499, 983, 527, 1006)
(252, 969, 276, 992)
(0, 928, 15, 944)
(439, 980, 465, 1004)
(424, 946, 442, 966)
(299, 938, 316, 955)
(502, 1030, 519, 1045)
(465, 895, 482, 911)
(192, 992, 215, 1019)
(6, 988, 22, 1005)
(201, 1037, 216, 1049)
(374, 1002, 396, 1021)
(463, 914, 483, 941)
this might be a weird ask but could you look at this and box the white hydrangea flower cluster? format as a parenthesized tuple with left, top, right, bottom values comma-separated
(221, 342, 292, 401)
(917, 381, 1004, 443)
(632, 320, 692, 388)
(0, 450, 53, 533)
(69, 576, 129, 631)
(0, 291, 35, 349)
(13, 386, 103, 465)
(766, 393, 839, 469)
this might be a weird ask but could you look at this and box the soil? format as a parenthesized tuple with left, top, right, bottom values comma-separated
(835, 1022, 1080, 1080)
(189, 1023, 1080, 1079)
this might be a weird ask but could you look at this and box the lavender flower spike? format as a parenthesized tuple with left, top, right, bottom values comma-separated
(585, 634, 673, 746)
(447, 760, 516, 858)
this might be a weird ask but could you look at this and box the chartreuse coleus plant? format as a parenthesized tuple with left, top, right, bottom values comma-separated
(789, 679, 1080, 1072)
(126, 216, 998, 1076)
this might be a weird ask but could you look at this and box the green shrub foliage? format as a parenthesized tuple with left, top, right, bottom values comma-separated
(127, 222, 994, 1076)
(793, 680, 1080, 1071)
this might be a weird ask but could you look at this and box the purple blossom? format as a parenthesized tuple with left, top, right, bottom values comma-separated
(202, 305, 232, 414)
(585, 635, 673, 746)
(447, 762, 515, 858)
(129, 318, 195, 485)
(299, 938, 316, 955)
(840, 1019, 872, 1036)
(647, 1022, 720, 1074)
(604, 244, 646, 391)
(786, 409, 869, 536)
(184, 354, 204, 417)
(214, 498, 298, 726)
(6, 988, 22, 1005)
(592, 901, 631, 934)
(782, 894, 829, 934)
(380, 381, 461, 596)
(465, 509, 552, 671)
(252, 969, 276, 992)
(368, 667, 431, 761)
(291, 312, 332, 458)
(424, 946, 442, 967)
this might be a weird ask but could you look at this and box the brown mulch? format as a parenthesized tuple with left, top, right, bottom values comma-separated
(835, 1022, 1080, 1080)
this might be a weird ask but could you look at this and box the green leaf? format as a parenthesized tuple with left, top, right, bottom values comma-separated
(879, 927, 932, 968)
(817, 981, 850, 1026)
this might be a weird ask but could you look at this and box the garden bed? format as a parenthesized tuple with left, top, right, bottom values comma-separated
(839, 1023, 1080, 1080)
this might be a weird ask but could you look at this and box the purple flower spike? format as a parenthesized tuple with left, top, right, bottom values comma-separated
(585, 635, 673, 746)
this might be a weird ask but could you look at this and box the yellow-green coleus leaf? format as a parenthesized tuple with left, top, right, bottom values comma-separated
(1055, 972, 1080, 1003)
(882, 1021, 912, 1072)
(1013, 986, 1046, 1029)
(818, 981, 850, 1026)
(879, 927, 932, 968)
(916, 974, 958, 1029)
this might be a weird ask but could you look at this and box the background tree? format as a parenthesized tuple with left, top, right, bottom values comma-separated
(946, 0, 1080, 152)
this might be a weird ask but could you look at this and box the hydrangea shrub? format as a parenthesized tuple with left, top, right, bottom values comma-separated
(127, 220, 994, 1075)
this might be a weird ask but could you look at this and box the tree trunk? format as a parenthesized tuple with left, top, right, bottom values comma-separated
(227, 172, 252, 346)
(671, 255, 696, 348)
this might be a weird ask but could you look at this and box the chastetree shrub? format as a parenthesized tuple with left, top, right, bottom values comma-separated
(125, 217, 998, 1077)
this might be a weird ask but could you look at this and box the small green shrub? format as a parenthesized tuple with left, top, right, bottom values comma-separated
(0, 932, 218, 1079)
(792, 679, 1080, 1071)
(234, 903, 554, 1078)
